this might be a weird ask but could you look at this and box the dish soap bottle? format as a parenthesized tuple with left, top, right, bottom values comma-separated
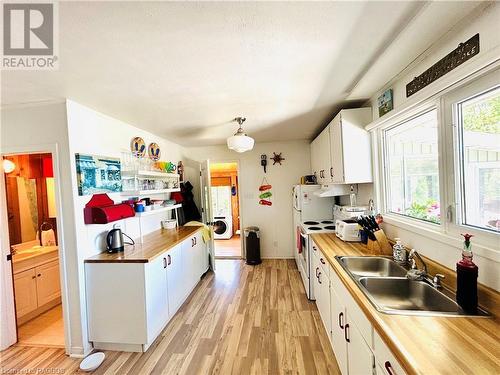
(392, 238, 406, 265)
(456, 233, 478, 314)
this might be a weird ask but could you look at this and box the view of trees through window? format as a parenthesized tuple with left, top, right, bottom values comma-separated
(458, 86, 500, 232)
(385, 109, 440, 223)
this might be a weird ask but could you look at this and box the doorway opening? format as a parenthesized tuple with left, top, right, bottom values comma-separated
(3, 153, 65, 348)
(210, 162, 242, 258)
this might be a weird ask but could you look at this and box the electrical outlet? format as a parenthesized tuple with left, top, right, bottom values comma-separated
(273, 241, 278, 247)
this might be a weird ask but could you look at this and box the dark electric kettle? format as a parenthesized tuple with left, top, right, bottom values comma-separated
(106, 228, 134, 253)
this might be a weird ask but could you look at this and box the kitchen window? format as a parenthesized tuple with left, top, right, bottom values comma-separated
(453, 85, 500, 233)
(384, 109, 440, 224)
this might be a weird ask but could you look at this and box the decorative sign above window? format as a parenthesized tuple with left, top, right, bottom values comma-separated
(406, 33, 479, 98)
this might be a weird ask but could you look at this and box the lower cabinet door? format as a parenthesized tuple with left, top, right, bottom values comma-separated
(35, 260, 61, 306)
(347, 319, 374, 375)
(14, 268, 38, 318)
(145, 253, 169, 343)
(317, 269, 331, 336)
(167, 244, 184, 316)
(330, 287, 348, 375)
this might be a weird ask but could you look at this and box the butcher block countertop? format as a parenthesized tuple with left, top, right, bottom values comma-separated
(85, 226, 202, 264)
(310, 233, 500, 375)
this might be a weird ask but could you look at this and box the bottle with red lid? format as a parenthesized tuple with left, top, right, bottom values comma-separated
(456, 233, 478, 314)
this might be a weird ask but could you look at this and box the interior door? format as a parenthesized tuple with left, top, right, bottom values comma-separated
(200, 160, 215, 270)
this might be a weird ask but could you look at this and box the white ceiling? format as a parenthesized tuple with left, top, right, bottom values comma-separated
(1, 1, 482, 146)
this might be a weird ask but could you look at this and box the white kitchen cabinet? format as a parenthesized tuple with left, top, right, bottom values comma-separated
(35, 260, 61, 306)
(317, 127, 332, 184)
(310, 136, 321, 182)
(346, 318, 375, 375)
(86, 230, 208, 352)
(312, 244, 406, 375)
(13, 268, 38, 319)
(310, 108, 373, 185)
(374, 330, 405, 375)
(329, 108, 373, 184)
(167, 244, 185, 316)
(330, 286, 348, 375)
(144, 253, 170, 344)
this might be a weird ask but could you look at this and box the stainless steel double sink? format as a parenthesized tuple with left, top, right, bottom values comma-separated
(336, 256, 488, 317)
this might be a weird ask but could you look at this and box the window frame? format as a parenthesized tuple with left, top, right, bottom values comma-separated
(442, 70, 500, 248)
(375, 68, 500, 253)
(382, 107, 442, 226)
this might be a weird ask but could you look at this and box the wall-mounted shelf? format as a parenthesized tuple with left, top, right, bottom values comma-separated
(121, 188, 180, 196)
(134, 204, 182, 217)
(122, 170, 180, 179)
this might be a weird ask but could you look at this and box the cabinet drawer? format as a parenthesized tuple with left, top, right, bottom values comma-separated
(317, 250, 330, 278)
(374, 330, 406, 375)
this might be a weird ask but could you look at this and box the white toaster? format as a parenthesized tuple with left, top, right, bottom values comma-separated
(335, 219, 361, 242)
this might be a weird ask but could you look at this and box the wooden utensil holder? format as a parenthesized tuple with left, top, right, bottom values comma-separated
(367, 229, 392, 255)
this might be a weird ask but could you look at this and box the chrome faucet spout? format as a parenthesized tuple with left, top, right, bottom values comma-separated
(408, 249, 428, 276)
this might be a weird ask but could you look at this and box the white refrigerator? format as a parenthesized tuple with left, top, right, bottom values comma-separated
(292, 185, 334, 266)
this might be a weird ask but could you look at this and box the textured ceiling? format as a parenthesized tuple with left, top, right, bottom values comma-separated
(1, 1, 481, 146)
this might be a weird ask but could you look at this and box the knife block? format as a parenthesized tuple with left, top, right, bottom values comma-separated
(367, 229, 392, 255)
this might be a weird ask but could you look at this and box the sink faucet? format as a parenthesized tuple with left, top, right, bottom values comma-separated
(407, 249, 445, 288)
(408, 249, 428, 276)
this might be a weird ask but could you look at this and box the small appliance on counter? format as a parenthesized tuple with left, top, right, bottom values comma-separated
(106, 226, 135, 253)
(335, 219, 361, 242)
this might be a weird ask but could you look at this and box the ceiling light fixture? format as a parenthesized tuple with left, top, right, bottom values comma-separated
(2, 159, 15, 174)
(227, 117, 254, 153)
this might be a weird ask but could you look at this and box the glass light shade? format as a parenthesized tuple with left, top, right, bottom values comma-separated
(227, 133, 254, 153)
(2, 159, 15, 173)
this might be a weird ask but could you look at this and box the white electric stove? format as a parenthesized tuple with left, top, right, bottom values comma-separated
(298, 219, 336, 300)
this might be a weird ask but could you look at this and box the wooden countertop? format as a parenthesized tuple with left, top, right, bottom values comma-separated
(311, 233, 500, 375)
(85, 226, 202, 264)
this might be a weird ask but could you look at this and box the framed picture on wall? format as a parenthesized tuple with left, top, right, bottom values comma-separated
(75, 154, 122, 196)
(377, 89, 394, 117)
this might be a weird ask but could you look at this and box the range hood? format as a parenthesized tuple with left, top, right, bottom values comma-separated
(314, 184, 355, 197)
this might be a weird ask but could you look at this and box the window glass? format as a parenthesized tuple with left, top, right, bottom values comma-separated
(457, 86, 500, 232)
(385, 109, 440, 223)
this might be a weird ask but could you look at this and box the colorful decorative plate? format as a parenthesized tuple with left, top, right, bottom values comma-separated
(148, 142, 161, 161)
(130, 137, 146, 157)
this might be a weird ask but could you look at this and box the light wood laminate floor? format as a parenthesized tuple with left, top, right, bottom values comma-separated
(1, 259, 340, 374)
(17, 304, 65, 348)
(214, 235, 241, 258)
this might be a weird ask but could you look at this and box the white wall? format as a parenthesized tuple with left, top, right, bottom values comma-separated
(0, 102, 85, 354)
(65, 101, 192, 354)
(184, 140, 311, 258)
(369, 3, 500, 122)
(366, 4, 500, 290)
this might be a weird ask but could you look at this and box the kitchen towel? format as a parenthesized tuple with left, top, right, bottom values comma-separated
(184, 221, 211, 243)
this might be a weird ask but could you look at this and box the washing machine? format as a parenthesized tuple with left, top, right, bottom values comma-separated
(213, 216, 233, 239)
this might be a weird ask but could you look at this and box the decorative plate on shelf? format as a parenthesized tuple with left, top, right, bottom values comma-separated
(130, 137, 146, 157)
(148, 142, 161, 161)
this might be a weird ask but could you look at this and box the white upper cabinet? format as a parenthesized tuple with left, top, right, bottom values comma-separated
(310, 108, 373, 185)
(331, 108, 373, 184)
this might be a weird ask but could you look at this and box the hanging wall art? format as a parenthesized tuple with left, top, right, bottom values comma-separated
(258, 177, 272, 206)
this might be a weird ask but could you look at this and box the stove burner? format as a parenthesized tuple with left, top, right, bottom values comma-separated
(304, 221, 319, 225)
(308, 226, 322, 230)
(324, 226, 336, 230)
(321, 220, 334, 224)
